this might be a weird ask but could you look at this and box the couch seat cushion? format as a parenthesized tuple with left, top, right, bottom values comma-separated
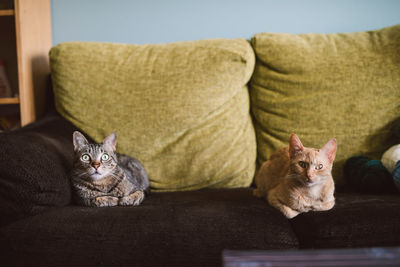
(50, 39, 257, 191)
(290, 192, 400, 248)
(0, 188, 298, 267)
(250, 24, 400, 183)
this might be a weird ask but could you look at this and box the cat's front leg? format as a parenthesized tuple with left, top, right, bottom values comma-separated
(119, 190, 145, 206)
(279, 204, 300, 219)
(312, 197, 335, 211)
(319, 198, 335, 211)
(92, 196, 119, 207)
(267, 191, 299, 219)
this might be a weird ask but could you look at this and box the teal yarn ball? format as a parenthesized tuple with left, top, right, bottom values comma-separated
(344, 156, 396, 193)
(392, 161, 400, 192)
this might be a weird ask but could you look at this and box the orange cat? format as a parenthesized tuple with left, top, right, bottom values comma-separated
(254, 134, 337, 219)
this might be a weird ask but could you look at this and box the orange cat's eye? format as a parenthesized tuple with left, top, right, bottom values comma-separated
(298, 161, 307, 168)
(317, 164, 323, 170)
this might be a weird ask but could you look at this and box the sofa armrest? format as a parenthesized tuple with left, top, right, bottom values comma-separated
(0, 112, 78, 227)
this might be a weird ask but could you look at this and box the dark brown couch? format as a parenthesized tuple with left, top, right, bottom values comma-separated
(1, 112, 400, 266)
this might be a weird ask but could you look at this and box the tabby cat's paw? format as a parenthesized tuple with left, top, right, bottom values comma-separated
(119, 191, 145, 206)
(93, 196, 119, 207)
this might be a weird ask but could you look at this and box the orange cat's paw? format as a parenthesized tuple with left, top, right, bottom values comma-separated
(321, 199, 335, 211)
(312, 197, 335, 211)
(267, 192, 300, 219)
(281, 207, 300, 219)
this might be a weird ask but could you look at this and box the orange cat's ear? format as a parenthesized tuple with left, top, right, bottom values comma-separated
(289, 134, 304, 158)
(321, 138, 337, 163)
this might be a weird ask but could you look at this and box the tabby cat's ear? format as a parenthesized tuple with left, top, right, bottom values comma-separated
(289, 133, 304, 158)
(321, 138, 337, 163)
(103, 132, 117, 151)
(73, 131, 89, 152)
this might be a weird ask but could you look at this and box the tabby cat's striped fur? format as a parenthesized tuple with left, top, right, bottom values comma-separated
(71, 131, 150, 207)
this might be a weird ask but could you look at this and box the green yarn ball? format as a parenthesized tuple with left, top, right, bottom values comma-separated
(344, 156, 396, 193)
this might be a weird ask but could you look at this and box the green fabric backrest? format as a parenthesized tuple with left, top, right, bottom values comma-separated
(250, 25, 400, 184)
(50, 39, 256, 191)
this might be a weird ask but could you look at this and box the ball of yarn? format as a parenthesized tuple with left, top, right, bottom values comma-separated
(381, 144, 400, 173)
(344, 156, 395, 193)
(392, 161, 400, 192)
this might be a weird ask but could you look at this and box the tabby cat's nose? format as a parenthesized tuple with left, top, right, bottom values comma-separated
(92, 162, 100, 170)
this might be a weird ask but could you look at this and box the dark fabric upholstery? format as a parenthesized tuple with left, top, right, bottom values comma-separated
(2, 112, 400, 266)
(0, 188, 299, 267)
(0, 112, 78, 226)
(290, 192, 400, 248)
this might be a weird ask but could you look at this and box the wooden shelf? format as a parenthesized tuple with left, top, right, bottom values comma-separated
(0, 97, 19, 104)
(0, 9, 14, 16)
(0, 0, 52, 127)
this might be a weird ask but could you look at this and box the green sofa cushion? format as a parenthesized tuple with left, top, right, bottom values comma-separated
(250, 24, 400, 184)
(50, 39, 256, 191)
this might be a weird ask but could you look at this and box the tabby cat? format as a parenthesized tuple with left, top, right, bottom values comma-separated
(254, 134, 337, 218)
(71, 131, 150, 207)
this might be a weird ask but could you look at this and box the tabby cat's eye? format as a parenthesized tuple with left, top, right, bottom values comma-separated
(298, 161, 307, 168)
(317, 164, 323, 170)
(101, 153, 110, 161)
(81, 154, 90, 162)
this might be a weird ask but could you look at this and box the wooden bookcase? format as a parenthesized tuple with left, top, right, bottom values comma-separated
(0, 0, 51, 128)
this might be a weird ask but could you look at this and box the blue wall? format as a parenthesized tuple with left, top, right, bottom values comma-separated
(51, 0, 400, 45)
